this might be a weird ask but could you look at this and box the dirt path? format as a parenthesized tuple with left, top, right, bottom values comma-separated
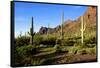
(69, 54, 97, 63)
(33, 51, 97, 65)
(51, 54, 97, 64)
(42, 54, 97, 65)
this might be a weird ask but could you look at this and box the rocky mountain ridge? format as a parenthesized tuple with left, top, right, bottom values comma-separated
(38, 6, 97, 37)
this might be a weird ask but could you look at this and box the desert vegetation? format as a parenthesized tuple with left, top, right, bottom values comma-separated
(14, 6, 97, 66)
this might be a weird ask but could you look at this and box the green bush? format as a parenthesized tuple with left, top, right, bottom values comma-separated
(87, 47, 96, 55)
(86, 44, 96, 48)
(56, 39, 76, 46)
(77, 47, 96, 55)
(64, 39, 76, 46)
(41, 35, 56, 46)
(78, 49, 87, 55)
(17, 45, 39, 56)
(31, 58, 46, 65)
(84, 35, 96, 44)
(33, 35, 43, 45)
(54, 44, 62, 53)
(33, 34, 56, 46)
(55, 39, 61, 45)
(15, 45, 39, 66)
(68, 46, 80, 54)
(15, 36, 30, 47)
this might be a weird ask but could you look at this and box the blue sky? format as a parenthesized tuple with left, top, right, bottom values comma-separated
(14, 2, 88, 37)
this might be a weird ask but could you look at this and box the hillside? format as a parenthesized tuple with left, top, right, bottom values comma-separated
(38, 6, 97, 39)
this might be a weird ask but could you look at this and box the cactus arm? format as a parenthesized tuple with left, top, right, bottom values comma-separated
(83, 22, 86, 31)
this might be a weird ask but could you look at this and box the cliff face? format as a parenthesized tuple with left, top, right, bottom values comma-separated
(85, 6, 96, 20)
(84, 6, 96, 26)
(63, 6, 97, 37)
(38, 6, 97, 36)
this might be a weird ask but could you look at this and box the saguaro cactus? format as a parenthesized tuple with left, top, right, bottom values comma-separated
(61, 11, 64, 40)
(59, 11, 64, 46)
(19, 31, 22, 37)
(47, 23, 49, 39)
(25, 32, 26, 36)
(28, 17, 35, 45)
(80, 16, 86, 45)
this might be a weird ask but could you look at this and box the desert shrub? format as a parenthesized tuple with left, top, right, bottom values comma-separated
(87, 47, 96, 55)
(84, 35, 96, 48)
(33, 34, 43, 45)
(77, 47, 96, 55)
(78, 49, 87, 55)
(67, 36, 81, 40)
(15, 47, 25, 66)
(55, 39, 61, 45)
(15, 45, 39, 66)
(86, 44, 96, 48)
(41, 36, 56, 46)
(31, 58, 46, 65)
(16, 45, 38, 58)
(56, 39, 76, 46)
(73, 42, 82, 47)
(40, 47, 55, 52)
(54, 44, 62, 53)
(33, 34, 56, 46)
(84, 35, 96, 44)
(65, 40, 76, 46)
(64, 37, 80, 46)
(68, 46, 80, 54)
(72, 36, 81, 40)
(61, 46, 68, 51)
(15, 36, 30, 47)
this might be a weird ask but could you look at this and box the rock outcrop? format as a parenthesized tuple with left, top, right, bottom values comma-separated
(38, 6, 97, 36)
